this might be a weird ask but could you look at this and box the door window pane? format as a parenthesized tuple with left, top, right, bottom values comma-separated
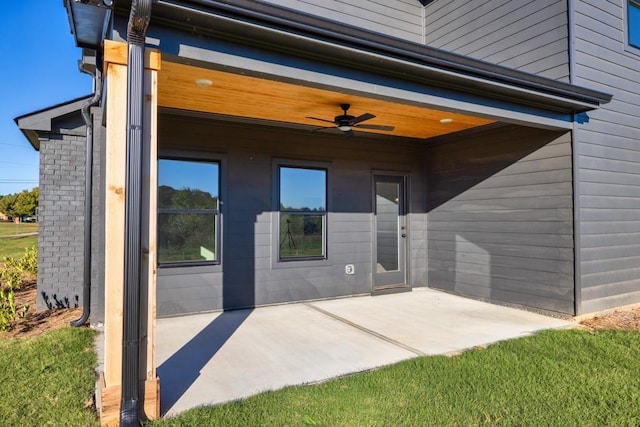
(376, 181, 399, 272)
(158, 159, 220, 265)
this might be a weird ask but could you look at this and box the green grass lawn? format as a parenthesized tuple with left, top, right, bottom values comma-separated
(0, 222, 38, 259)
(0, 222, 38, 237)
(152, 329, 640, 426)
(0, 235, 37, 259)
(0, 328, 99, 427)
(1, 327, 638, 426)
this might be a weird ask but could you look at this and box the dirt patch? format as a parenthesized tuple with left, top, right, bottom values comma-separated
(3, 279, 640, 339)
(579, 307, 640, 331)
(1, 278, 83, 339)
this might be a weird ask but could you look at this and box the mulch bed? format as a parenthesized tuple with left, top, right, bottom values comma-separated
(2, 278, 82, 339)
(579, 306, 640, 331)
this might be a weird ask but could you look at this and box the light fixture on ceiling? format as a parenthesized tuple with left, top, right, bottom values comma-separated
(195, 78, 213, 87)
(440, 118, 453, 124)
(337, 125, 352, 131)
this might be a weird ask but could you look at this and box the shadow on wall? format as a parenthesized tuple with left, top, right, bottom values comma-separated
(426, 124, 575, 314)
(40, 292, 79, 309)
(426, 124, 564, 211)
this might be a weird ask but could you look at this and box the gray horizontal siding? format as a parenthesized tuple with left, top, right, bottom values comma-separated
(157, 115, 426, 316)
(260, 0, 423, 43)
(427, 125, 574, 314)
(423, 0, 569, 81)
(573, 0, 640, 314)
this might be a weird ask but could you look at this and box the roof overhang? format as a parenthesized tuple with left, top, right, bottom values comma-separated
(14, 96, 91, 150)
(102, 0, 613, 140)
(129, 0, 611, 115)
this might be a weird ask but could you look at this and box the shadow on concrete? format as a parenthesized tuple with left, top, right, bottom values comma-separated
(157, 308, 252, 415)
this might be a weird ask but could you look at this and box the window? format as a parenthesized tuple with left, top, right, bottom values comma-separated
(278, 166, 327, 260)
(629, 0, 640, 49)
(157, 158, 220, 265)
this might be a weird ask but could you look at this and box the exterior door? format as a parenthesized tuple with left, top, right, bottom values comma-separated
(373, 174, 406, 288)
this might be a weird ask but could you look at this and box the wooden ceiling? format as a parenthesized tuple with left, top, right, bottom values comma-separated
(157, 61, 495, 139)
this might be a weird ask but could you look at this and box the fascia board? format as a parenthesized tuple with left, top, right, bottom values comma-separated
(147, 0, 611, 113)
(14, 96, 91, 151)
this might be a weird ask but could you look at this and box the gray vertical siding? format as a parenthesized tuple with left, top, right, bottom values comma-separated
(259, 0, 424, 43)
(572, 0, 640, 313)
(423, 0, 570, 81)
(157, 115, 427, 316)
(427, 125, 574, 315)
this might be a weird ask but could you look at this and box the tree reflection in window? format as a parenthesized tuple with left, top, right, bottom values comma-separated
(158, 159, 219, 264)
(279, 166, 327, 260)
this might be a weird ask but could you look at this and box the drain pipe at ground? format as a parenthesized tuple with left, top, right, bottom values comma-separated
(70, 53, 103, 327)
(120, 0, 152, 425)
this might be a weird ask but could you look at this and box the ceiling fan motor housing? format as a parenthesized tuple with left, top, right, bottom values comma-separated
(335, 114, 355, 126)
(306, 102, 394, 135)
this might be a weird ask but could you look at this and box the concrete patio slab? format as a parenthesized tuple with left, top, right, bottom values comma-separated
(156, 288, 573, 417)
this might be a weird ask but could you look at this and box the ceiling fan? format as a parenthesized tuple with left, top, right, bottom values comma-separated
(306, 104, 395, 137)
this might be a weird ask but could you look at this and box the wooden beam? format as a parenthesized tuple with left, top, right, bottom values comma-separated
(143, 61, 159, 389)
(100, 47, 161, 426)
(104, 39, 161, 71)
(103, 59, 127, 390)
(99, 373, 160, 426)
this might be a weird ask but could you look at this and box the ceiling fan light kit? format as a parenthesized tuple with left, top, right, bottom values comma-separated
(306, 103, 395, 137)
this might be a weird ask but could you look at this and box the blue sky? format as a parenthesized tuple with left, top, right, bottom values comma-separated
(631, 1, 640, 48)
(159, 159, 219, 197)
(0, 2, 91, 196)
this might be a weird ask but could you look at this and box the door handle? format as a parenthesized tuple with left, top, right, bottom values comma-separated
(401, 233, 406, 238)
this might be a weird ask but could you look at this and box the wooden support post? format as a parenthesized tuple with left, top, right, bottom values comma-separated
(100, 40, 160, 426)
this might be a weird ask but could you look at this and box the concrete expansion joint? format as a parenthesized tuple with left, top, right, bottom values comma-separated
(303, 303, 426, 357)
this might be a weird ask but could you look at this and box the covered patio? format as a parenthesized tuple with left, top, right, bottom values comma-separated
(150, 288, 572, 416)
(72, 1, 608, 424)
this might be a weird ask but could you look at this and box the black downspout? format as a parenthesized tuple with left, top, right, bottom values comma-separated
(120, 0, 151, 425)
(71, 53, 103, 327)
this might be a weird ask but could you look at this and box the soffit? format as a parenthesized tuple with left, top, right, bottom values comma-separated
(157, 61, 495, 139)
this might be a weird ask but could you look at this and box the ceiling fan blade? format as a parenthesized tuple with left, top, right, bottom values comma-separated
(350, 113, 375, 125)
(306, 116, 337, 124)
(311, 125, 337, 132)
(354, 124, 395, 131)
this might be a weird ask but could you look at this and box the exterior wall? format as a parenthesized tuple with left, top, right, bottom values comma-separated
(573, 0, 640, 313)
(427, 125, 574, 315)
(156, 115, 427, 316)
(259, 0, 424, 43)
(423, 0, 570, 81)
(37, 132, 86, 310)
